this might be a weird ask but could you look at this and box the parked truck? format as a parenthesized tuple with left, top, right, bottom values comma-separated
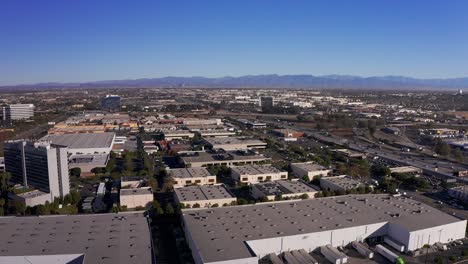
(375, 244, 405, 264)
(351, 241, 374, 258)
(320, 245, 348, 264)
(384, 236, 405, 252)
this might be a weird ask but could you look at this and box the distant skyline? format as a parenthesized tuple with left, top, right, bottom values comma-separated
(1, 0, 468, 85)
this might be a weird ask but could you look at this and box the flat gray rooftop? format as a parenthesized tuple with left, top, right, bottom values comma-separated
(0, 212, 153, 264)
(175, 185, 235, 202)
(321, 175, 362, 189)
(255, 180, 319, 196)
(120, 187, 153, 196)
(232, 164, 285, 176)
(168, 168, 214, 178)
(182, 194, 462, 263)
(41, 132, 115, 149)
(291, 162, 327, 172)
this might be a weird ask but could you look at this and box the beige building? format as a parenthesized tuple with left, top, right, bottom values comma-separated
(174, 184, 236, 208)
(8, 190, 52, 207)
(231, 164, 288, 184)
(120, 187, 153, 209)
(291, 162, 332, 178)
(119, 179, 153, 209)
(168, 167, 217, 188)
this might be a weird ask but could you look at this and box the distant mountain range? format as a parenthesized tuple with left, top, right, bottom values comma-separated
(2, 74, 468, 90)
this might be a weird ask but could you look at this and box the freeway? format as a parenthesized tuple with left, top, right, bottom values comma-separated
(309, 131, 468, 183)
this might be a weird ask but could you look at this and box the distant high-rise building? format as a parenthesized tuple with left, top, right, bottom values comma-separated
(101, 95, 121, 112)
(1, 104, 34, 122)
(3, 140, 70, 200)
(259, 96, 274, 112)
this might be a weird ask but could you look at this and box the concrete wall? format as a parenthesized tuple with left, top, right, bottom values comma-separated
(120, 193, 153, 208)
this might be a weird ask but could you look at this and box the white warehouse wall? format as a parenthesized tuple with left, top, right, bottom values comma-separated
(407, 220, 467, 251)
(245, 222, 388, 259)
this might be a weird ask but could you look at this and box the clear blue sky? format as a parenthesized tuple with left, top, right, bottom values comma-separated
(1, 0, 468, 85)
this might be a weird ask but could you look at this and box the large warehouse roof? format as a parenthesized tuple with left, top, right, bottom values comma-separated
(0, 212, 153, 264)
(41, 132, 115, 149)
(182, 194, 463, 263)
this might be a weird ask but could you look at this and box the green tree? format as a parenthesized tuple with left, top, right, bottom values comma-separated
(165, 204, 175, 215)
(434, 141, 451, 156)
(69, 167, 81, 177)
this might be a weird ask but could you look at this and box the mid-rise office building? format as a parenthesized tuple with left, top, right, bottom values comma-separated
(260, 96, 274, 112)
(3, 140, 70, 201)
(1, 104, 34, 121)
(101, 94, 121, 112)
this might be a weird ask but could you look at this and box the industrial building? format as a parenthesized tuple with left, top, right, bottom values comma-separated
(168, 167, 217, 188)
(174, 184, 236, 208)
(41, 132, 115, 155)
(182, 194, 467, 264)
(163, 130, 195, 140)
(0, 212, 154, 264)
(231, 164, 288, 184)
(291, 162, 332, 179)
(320, 175, 364, 192)
(197, 130, 236, 137)
(250, 179, 319, 201)
(180, 150, 270, 168)
(390, 166, 423, 175)
(203, 137, 267, 150)
(3, 140, 70, 202)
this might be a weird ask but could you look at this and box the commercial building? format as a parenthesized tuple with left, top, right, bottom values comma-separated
(203, 137, 267, 150)
(120, 187, 153, 209)
(174, 184, 236, 208)
(68, 153, 109, 174)
(291, 162, 332, 179)
(250, 179, 319, 201)
(260, 96, 274, 112)
(41, 132, 115, 155)
(0, 212, 154, 264)
(168, 167, 217, 188)
(320, 175, 363, 192)
(272, 129, 304, 141)
(1, 104, 34, 121)
(333, 149, 367, 159)
(182, 194, 466, 264)
(3, 140, 70, 201)
(101, 94, 121, 112)
(119, 179, 154, 209)
(231, 164, 288, 184)
(180, 150, 270, 168)
(8, 189, 51, 207)
(237, 119, 267, 129)
(183, 118, 222, 126)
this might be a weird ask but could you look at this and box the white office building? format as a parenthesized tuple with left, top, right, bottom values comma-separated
(2, 104, 34, 121)
(3, 140, 70, 202)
